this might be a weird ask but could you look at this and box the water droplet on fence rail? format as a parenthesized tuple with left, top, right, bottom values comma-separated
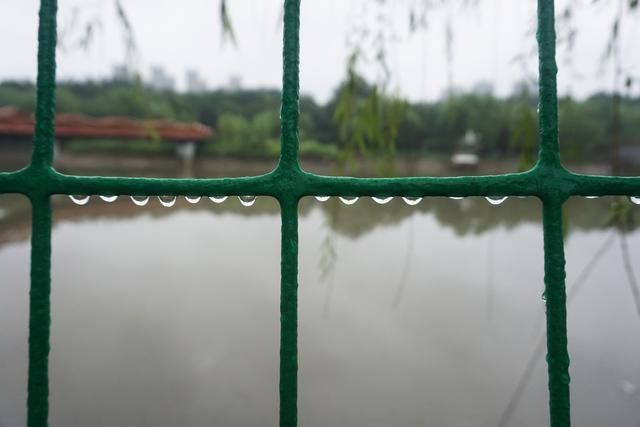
(339, 197, 359, 205)
(372, 197, 393, 204)
(402, 197, 422, 206)
(630, 196, 640, 205)
(130, 196, 149, 206)
(486, 196, 508, 205)
(185, 196, 201, 204)
(314, 196, 330, 202)
(209, 196, 228, 204)
(449, 196, 464, 200)
(158, 196, 177, 208)
(239, 196, 256, 207)
(99, 195, 118, 203)
(69, 195, 90, 205)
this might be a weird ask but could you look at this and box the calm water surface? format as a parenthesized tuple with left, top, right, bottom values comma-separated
(0, 193, 639, 426)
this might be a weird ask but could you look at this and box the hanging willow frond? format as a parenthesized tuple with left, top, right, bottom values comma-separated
(220, 0, 237, 46)
(114, 0, 137, 65)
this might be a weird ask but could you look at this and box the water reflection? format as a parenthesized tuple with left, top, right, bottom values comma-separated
(0, 196, 638, 426)
(2, 196, 636, 248)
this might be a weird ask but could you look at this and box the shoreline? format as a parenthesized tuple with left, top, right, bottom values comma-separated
(52, 152, 612, 177)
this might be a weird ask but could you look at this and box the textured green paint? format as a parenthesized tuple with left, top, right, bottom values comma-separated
(0, 0, 638, 425)
(278, 1, 301, 425)
(26, 0, 57, 426)
(542, 199, 570, 427)
(26, 195, 52, 427)
(537, 1, 570, 425)
(536, 0, 560, 169)
(31, 0, 57, 170)
(279, 196, 299, 427)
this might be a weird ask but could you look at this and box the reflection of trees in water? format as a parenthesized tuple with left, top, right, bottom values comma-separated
(485, 232, 495, 320)
(0, 195, 286, 247)
(615, 200, 640, 321)
(1, 194, 639, 423)
(318, 199, 340, 317)
(1, 196, 638, 248)
(309, 196, 640, 425)
(317, 196, 639, 240)
(499, 198, 640, 427)
(0, 194, 32, 246)
(316, 198, 420, 312)
(391, 215, 415, 308)
(498, 230, 616, 427)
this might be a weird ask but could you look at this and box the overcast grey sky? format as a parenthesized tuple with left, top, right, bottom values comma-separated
(1, 0, 639, 102)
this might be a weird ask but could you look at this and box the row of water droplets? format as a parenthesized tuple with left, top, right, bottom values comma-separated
(584, 196, 640, 204)
(68, 195, 257, 207)
(315, 195, 640, 206)
(315, 196, 510, 206)
(69, 195, 640, 207)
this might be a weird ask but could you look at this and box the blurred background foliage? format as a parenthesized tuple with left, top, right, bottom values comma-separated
(2, 0, 639, 175)
(2, 78, 640, 166)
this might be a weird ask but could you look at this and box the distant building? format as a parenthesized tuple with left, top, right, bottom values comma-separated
(186, 70, 207, 93)
(112, 64, 134, 84)
(227, 75, 242, 91)
(451, 130, 481, 169)
(472, 81, 494, 96)
(148, 66, 175, 91)
(512, 79, 537, 97)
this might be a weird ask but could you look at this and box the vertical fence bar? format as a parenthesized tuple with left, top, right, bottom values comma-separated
(542, 200, 571, 427)
(27, 195, 52, 427)
(279, 196, 299, 427)
(28, 0, 58, 425)
(278, 0, 301, 173)
(31, 0, 58, 170)
(536, 0, 560, 168)
(279, 0, 301, 425)
(537, 1, 571, 425)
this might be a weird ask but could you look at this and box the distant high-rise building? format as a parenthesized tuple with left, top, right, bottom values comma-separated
(112, 64, 134, 84)
(148, 66, 175, 91)
(186, 69, 207, 93)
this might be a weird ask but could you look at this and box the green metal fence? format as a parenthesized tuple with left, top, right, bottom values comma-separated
(0, 0, 638, 426)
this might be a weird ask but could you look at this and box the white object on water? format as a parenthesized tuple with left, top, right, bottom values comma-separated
(451, 153, 479, 167)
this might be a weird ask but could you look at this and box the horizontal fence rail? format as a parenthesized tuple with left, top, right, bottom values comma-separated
(0, 0, 638, 426)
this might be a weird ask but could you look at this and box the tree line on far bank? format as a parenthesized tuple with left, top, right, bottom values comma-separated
(1, 78, 638, 165)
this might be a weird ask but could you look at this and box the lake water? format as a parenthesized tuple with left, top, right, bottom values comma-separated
(0, 191, 639, 426)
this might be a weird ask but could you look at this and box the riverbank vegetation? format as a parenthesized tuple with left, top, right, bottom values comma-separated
(1, 78, 639, 166)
